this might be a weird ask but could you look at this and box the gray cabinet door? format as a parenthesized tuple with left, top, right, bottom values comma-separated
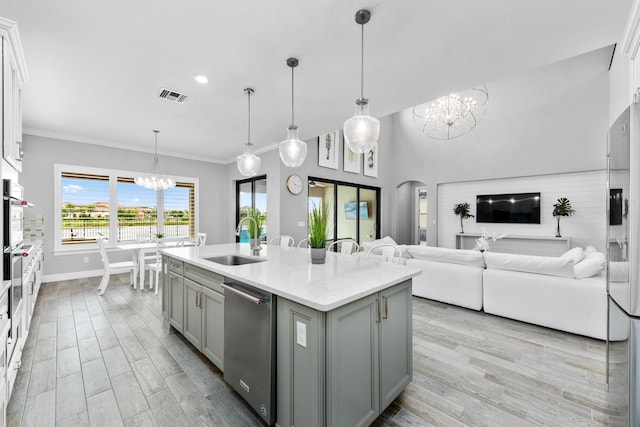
(379, 281, 412, 409)
(327, 293, 379, 427)
(168, 271, 184, 332)
(201, 287, 224, 370)
(183, 278, 203, 350)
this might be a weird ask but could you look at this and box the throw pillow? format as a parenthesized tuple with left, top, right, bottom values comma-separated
(584, 245, 598, 255)
(574, 251, 605, 279)
(361, 236, 398, 255)
(560, 247, 585, 264)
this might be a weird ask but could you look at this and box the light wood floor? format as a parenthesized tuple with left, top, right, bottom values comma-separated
(6, 275, 621, 426)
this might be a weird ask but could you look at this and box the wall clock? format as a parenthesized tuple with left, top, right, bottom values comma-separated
(286, 174, 303, 195)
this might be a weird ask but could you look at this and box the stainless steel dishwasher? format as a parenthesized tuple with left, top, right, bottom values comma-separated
(222, 281, 276, 425)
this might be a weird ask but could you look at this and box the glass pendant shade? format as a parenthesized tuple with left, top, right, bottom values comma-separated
(344, 100, 380, 153)
(237, 143, 261, 177)
(279, 125, 307, 167)
(236, 88, 261, 177)
(134, 130, 176, 191)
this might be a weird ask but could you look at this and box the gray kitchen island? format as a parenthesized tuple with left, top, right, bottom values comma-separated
(160, 243, 421, 427)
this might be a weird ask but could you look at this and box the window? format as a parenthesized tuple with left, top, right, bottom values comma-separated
(55, 164, 198, 251)
(235, 175, 267, 243)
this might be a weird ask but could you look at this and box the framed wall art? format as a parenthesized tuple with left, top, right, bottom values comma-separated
(343, 140, 361, 174)
(363, 142, 378, 177)
(318, 131, 339, 169)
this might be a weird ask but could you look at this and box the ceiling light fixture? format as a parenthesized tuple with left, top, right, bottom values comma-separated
(134, 130, 176, 190)
(344, 9, 380, 154)
(413, 84, 489, 140)
(237, 88, 261, 177)
(193, 74, 208, 84)
(279, 57, 307, 167)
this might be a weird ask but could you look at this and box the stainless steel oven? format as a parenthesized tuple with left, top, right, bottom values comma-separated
(3, 179, 32, 359)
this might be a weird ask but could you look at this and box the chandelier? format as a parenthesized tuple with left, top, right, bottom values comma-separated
(237, 88, 261, 177)
(413, 84, 488, 140)
(134, 130, 176, 190)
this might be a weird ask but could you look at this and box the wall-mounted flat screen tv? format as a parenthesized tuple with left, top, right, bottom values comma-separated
(344, 201, 369, 219)
(476, 192, 541, 224)
(610, 188, 623, 225)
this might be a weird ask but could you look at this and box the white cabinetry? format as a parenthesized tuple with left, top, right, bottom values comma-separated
(0, 17, 28, 173)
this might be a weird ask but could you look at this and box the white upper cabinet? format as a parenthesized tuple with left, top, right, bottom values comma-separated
(0, 17, 28, 173)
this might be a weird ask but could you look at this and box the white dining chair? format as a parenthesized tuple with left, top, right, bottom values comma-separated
(97, 237, 138, 295)
(196, 233, 207, 246)
(146, 244, 162, 295)
(297, 238, 309, 248)
(268, 235, 294, 247)
(366, 243, 402, 264)
(327, 239, 360, 256)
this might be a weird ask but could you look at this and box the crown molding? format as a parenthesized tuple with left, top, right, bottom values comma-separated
(23, 127, 227, 164)
(621, 0, 640, 59)
(0, 16, 29, 82)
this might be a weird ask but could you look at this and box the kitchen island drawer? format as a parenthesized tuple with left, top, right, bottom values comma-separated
(184, 263, 224, 293)
(167, 258, 183, 274)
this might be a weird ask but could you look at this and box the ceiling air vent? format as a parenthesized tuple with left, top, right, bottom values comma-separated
(158, 88, 189, 104)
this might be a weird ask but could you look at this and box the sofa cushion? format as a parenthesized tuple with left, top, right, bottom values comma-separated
(407, 246, 485, 268)
(560, 247, 585, 264)
(483, 252, 574, 278)
(362, 236, 411, 258)
(574, 251, 606, 279)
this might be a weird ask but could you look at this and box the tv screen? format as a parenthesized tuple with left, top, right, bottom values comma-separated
(610, 189, 623, 225)
(476, 192, 540, 224)
(344, 201, 369, 219)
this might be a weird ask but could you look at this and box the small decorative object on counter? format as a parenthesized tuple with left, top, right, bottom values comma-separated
(247, 208, 263, 247)
(155, 233, 165, 245)
(309, 202, 330, 264)
(473, 228, 506, 252)
(453, 202, 474, 234)
(552, 197, 575, 237)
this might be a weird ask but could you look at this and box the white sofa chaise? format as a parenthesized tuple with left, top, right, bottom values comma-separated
(482, 251, 607, 340)
(405, 246, 485, 311)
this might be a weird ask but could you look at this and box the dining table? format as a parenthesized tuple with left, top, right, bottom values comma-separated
(116, 241, 193, 290)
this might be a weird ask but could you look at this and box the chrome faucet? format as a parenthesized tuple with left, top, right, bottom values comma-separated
(235, 217, 262, 253)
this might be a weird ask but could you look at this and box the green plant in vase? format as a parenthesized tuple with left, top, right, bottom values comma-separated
(246, 208, 263, 243)
(552, 197, 575, 237)
(309, 202, 329, 264)
(453, 202, 474, 234)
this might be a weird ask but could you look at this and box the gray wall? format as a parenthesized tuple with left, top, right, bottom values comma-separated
(388, 46, 612, 246)
(21, 135, 228, 277)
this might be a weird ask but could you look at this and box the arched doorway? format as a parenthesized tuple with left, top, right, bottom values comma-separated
(395, 180, 426, 245)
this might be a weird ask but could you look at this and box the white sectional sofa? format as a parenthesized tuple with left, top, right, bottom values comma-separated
(405, 247, 485, 311)
(482, 251, 607, 340)
(366, 237, 608, 340)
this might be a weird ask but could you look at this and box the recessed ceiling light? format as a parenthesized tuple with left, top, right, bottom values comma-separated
(193, 74, 208, 84)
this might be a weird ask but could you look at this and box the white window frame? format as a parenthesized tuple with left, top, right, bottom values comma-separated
(54, 163, 199, 253)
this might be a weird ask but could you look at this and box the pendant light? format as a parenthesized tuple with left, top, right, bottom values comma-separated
(344, 9, 380, 154)
(237, 88, 261, 177)
(134, 130, 176, 190)
(279, 57, 307, 167)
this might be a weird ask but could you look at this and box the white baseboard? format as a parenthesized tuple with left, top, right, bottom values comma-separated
(42, 269, 103, 283)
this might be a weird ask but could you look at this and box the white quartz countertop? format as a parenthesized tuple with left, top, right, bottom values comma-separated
(161, 243, 421, 312)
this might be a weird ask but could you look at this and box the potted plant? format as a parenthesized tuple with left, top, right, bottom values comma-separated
(247, 208, 263, 248)
(453, 202, 474, 234)
(552, 197, 575, 237)
(309, 202, 329, 264)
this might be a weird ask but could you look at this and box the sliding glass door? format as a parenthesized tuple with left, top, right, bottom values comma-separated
(308, 177, 380, 247)
(236, 175, 267, 243)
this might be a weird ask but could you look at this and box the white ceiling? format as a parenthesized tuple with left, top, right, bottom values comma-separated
(1, 0, 632, 163)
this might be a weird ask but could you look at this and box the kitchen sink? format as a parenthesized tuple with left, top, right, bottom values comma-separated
(202, 255, 265, 266)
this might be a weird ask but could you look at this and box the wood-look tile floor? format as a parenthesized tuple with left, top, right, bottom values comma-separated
(6, 275, 622, 426)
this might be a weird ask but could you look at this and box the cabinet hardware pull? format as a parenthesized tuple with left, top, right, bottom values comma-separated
(196, 291, 201, 308)
(169, 272, 179, 279)
(383, 296, 388, 320)
(376, 299, 381, 323)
